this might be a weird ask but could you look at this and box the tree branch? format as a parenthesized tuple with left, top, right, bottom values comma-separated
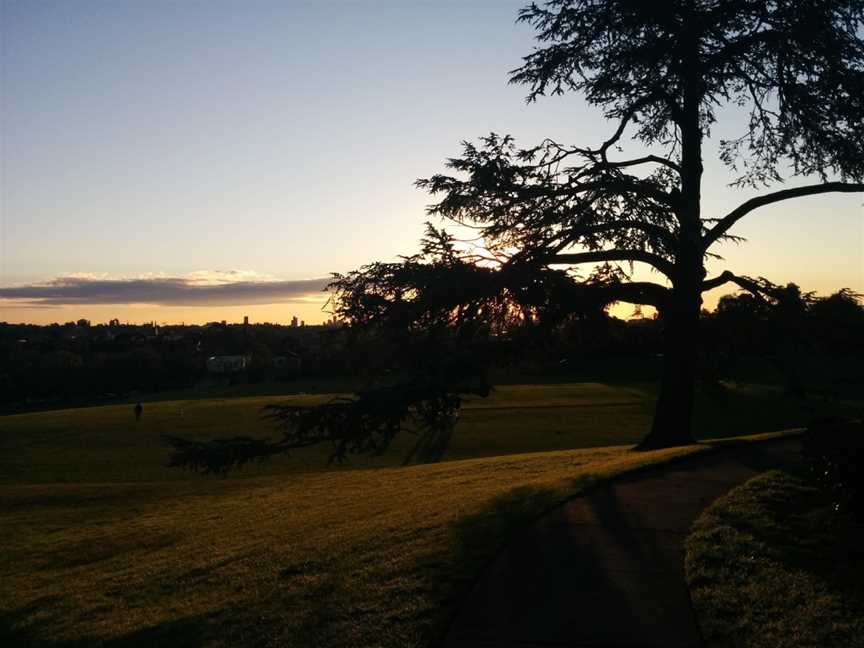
(567, 220, 678, 249)
(526, 140, 680, 174)
(570, 96, 671, 166)
(597, 103, 640, 157)
(704, 182, 864, 249)
(601, 281, 670, 308)
(702, 270, 734, 292)
(701, 270, 772, 302)
(552, 249, 676, 279)
(601, 155, 681, 173)
(567, 177, 678, 209)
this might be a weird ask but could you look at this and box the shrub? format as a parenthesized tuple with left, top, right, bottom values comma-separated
(802, 417, 864, 518)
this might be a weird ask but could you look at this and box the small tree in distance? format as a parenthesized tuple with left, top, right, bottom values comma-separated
(168, 1, 864, 473)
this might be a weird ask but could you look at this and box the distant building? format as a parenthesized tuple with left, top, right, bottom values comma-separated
(243, 316, 249, 326)
(206, 355, 251, 375)
(291, 316, 298, 328)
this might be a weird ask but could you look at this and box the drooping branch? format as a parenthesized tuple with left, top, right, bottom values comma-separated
(701, 270, 776, 304)
(704, 182, 864, 249)
(166, 357, 492, 474)
(599, 155, 681, 173)
(601, 281, 670, 309)
(701, 270, 737, 292)
(553, 249, 676, 280)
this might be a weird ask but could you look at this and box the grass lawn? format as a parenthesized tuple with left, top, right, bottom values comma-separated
(2, 444, 706, 647)
(685, 470, 864, 648)
(1, 382, 856, 484)
(0, 381, 857, 646)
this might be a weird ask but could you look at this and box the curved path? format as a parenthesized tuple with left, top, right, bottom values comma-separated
(444, 437, 802, 648)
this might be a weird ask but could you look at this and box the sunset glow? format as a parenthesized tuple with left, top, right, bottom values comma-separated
(1, 1, 861, 325)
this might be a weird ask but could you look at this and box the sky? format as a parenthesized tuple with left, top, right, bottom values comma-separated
(1, 0, 862, 325)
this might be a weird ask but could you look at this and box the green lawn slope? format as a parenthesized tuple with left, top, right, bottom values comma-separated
(1, 381, 857, 646)
(2, 444, 704, 647)
(1, 382, 853, 484)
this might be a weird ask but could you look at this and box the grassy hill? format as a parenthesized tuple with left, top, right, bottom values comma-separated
(0, 381, 850, 484)
(2, 444, 705, 647)
(0, 381, 856, 646)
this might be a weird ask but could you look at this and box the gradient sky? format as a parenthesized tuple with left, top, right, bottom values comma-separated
(1, 0, 862, 325)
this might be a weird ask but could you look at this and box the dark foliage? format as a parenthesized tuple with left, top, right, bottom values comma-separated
(165, 363, 490, 473)
(165, 225, 622, 473)
(167, 0, 864, 470)
(163, 434, 278, 475)
(417, 0, 864, 449)
(513, 0, 864, 185)
(803, 418, 864, 518)
(0, 319, 349, 412)
(705, 284, 864, 397)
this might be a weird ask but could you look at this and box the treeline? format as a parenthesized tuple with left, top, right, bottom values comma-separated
(702, 285, 863, 397)
(480, 284, 864, 396)
(0, 320, 345, 411)
(1, 285, 861, 412)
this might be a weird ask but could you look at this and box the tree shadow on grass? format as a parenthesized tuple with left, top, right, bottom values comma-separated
(1, 597, 69, 648)
(423, 477, 594, 646)
(101, 614, 222, 648)
(2, 553, 358, 648)
(431, 442, 811, 647)
(0, 607, 219, 648)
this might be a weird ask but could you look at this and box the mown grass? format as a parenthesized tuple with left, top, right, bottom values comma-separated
(1, 444, 706, 647)
(1, 381, 857, 646)
(0, 383, 649, 484)
(1, 382, 855, 484)
(685, 470, 864, 648)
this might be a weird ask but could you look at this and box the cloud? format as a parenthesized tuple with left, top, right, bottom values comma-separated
(0, 272, 331, 307)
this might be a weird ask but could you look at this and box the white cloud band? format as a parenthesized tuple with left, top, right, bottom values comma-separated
(0, 273, 331, 307)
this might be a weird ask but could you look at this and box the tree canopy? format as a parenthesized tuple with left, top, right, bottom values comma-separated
(168, 1, 864, 472)
(513, 0, 864, 184)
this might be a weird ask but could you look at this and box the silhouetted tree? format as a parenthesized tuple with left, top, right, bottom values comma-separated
(810, 289, 864, 353)
(166, 227, 611, 470)
(416, 0, 864, 447)
(168, 1, 864, 472)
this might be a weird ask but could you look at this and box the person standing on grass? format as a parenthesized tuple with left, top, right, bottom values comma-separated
(134, 402, 143, 421)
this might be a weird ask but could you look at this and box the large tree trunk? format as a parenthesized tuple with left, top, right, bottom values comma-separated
(638, 282, 701, 449)
(638, 25, 704, 450)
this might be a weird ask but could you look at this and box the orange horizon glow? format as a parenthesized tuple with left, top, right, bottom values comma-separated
(3, 277, 860, 327)
(0, 300, 334, 327)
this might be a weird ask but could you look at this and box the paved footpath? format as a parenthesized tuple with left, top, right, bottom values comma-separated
(444, 438, 802, 648)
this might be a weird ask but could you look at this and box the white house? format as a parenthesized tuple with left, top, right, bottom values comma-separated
(206, 355, 251, 375)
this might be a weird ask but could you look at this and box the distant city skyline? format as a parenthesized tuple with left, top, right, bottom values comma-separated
(2, 0, 862, 325)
